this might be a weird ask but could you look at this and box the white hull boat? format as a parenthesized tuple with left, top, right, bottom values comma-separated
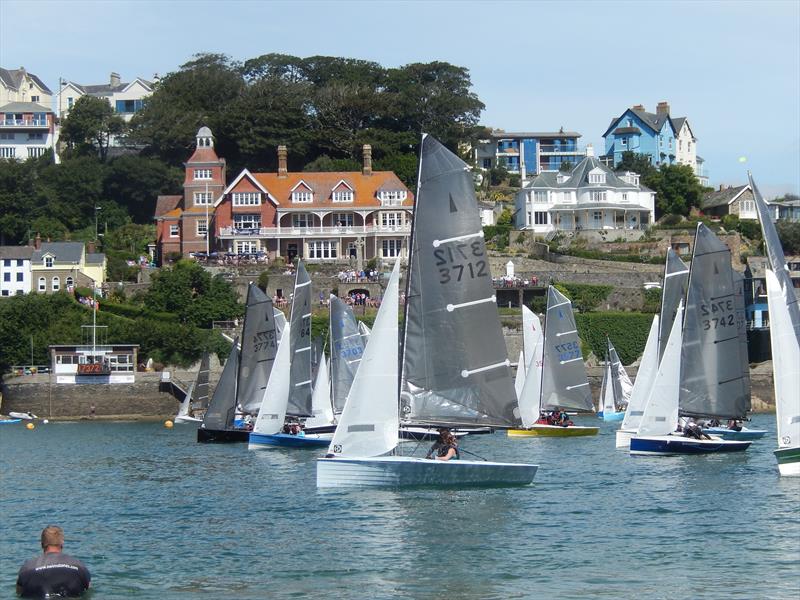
(615, 428, 635, 449)
(174, 414, 203, 424)
(316, 455, 537, 488)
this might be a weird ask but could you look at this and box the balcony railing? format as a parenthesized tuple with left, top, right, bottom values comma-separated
(218, 224, 411, 239)
(1, 119, 49, 128)
(539, 145, 581, 154)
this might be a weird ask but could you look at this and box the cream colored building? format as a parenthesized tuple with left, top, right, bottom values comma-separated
(30, 239, 106, 294)
(0, 67, 52, 107)
(58, 72, 153, 122)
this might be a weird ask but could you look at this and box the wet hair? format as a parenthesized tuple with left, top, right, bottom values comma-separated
(41, 526, 64, 549)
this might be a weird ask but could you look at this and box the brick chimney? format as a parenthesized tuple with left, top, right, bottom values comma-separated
(632, 104, 645, 111)
(110, 72, 121, 87)
(87, 241, 96, 254)
(656, 101, 670, 119)
(277, 145, 288, 178)
(362, 144, 372, 176)
(34, 232, 41, 250)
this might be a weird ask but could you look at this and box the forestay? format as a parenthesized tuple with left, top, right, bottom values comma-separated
(765, 269, 800, 449)
(637, 306, 683, 436)
(680, 224, 748, 419)
(237, 285, 279, 414)
(252, 323, 293, 435)
(330, 295, 367, 414)
(659, 248, 689, 361)
(328, 261, 401, 458)
(201, 337, 240, 431)
(400, 135, 517, 428)
(287, 262, 313, 417)
(621, 315, 659, 431)
(540, 286, 594, 412)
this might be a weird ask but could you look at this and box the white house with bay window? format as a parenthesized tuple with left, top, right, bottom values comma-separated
(514, 150, 655, 233)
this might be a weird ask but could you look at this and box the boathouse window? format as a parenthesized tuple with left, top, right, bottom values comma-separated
(3, 272, 9, 281)
(588, 172, 606, 184)
(197, 220, 208, 236)
(292, 190, 313, 203)
(17, 272, 23, 282)
(381, 212, 402, 229)
(233, 214, 260, 230)
(332, 190, 353, 203)
(590, 191, 607, 202)
(308, 240, 337, 260)
(620, 138, 627, 147)
(52, 276, 60, 291)
(533, 191, 548, 204)
(38, 277, 46, 291)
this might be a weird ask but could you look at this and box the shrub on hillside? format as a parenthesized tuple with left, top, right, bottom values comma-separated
(575, 312, 653, 364)
(553, 283, 613, 312)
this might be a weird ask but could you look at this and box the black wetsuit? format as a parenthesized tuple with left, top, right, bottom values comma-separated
(17, 551, 91, 598)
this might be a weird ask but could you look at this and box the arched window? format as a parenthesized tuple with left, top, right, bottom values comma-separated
(66, 276, 74, 288)
(38, 277, 46, 292)
(52, 276, 60, 291)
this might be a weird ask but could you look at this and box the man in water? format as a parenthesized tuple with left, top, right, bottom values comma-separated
(17, 525, 91, 598)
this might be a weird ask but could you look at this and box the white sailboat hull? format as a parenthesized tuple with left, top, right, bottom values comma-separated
(615, 428, 635, 448)
(174, 415, 203, 424)
(316, 455, 537, 488)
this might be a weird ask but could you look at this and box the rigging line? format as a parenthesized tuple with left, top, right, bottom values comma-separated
(461, 359, 510, 378)
(446, 296, 496, 312)
(295, 347, 311, 353)
(713, 336, 739, 344)
(431, 230, 483, 248)
(340, 332, 362, 340)
(458, 447, 488, 462)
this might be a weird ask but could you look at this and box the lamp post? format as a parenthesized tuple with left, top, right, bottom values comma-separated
(94, 205, 102, 241)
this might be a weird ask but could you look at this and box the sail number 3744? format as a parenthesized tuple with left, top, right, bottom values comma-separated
(434, 240, 487, 284)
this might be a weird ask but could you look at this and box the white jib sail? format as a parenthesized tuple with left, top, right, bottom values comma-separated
(518, 331, 545, 428)
(622, 315, 659, 431)
(176, 382, 194, 419)
(601, 360, 616, 414)
(616, 356, 633, 406)
(637, 306, 682, 437)
(765, 269, 800, 449)
(522, 305, 543, 372)
(514, 350, 525, 401)
(327, 260, 401, 458)
(252, 322, 293, 435)
(305, 357, 334, 429)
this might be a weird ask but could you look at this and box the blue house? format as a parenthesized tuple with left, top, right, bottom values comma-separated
(602, 102, 678, 168)
(473, 129, 583, 178)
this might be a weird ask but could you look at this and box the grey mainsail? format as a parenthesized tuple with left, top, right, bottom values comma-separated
(201, 337, 240, 431)
(237, 285, 278, 414)
(191, 351, 211, 412)
(400, 135, 518, 427)
(732, 270, 752, 410)
(609, 341, 627, 409)
(658, 248, 690, 361)
(330, 295, 366, 414)
(750, 173, 800, 342)
(287, 261, 313, 417)
(540, 286, 594, 412)
(680, 224, 749, 418)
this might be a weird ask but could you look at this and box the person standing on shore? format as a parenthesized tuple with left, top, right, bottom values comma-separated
(16, 525, 91, 598)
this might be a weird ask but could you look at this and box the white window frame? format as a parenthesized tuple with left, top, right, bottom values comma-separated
(532, 191, 548, 204)
(621, 193, 628, 202)
(193, 192, 213, 206)
(332, 190, 354, 203)
(66, 276, 74, 288)
(0, 147, 15, 158)
(194, 169, 212, 180)
(169, 224, 179, 238)
(620, 137, 627, 147)
(232, 192, 261, 206)
(333, 213, 354, 227)
(590, 191, 607, 203)
(236, 240, 259, 254)
(38, 277, 46, 292)
(308, 240, 338, 260)
(292, 214, 312, 229)
(44, 256, 53, 268)
(233, 214, 261, 230)
(533, 211, 548, 225)
(292, 190, 313, 203)
(379, 190, 407, 206)
(28, 147, 47, 158)
(52, 276, 60, 291)
(381, 239, 402, 258)
(588, 173, 606, 184)
(380, 212, 402, 230)
(197, 219, 208, 236)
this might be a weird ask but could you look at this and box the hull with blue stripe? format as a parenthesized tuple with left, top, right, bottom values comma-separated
(248, 432, 332, 449)
(703, 427, 767, 441)
(598, 411, 624, 422)
(630, 435, 751, 455)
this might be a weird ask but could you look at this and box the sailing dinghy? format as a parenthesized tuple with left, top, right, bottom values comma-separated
(197, 336, 248, 442)
(597, 337, 632, 421)
(508, 286, 598, 437)
(317, 135, 537, 488)
(752, 174, 800, 475)
(175, 351, 210, 423)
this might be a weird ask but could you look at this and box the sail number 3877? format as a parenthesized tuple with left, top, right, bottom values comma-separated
(434, 240, 487, 284)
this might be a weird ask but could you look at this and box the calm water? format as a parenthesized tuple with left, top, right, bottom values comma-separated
(1, 415, 798, 599)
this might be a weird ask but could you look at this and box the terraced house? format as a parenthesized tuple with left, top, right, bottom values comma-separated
(155, 128, 414, 264)
(0, 66, 55, 160)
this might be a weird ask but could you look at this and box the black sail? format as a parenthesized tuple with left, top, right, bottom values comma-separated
(201, 337, 240, 431)
(192, 351, 211, 412)
(400, 135, 518, 428)
(679, 224, 749, 418)
(287, 261, 313, 417)
(237, 285, 278, 414)
(330, 296, 366, 414)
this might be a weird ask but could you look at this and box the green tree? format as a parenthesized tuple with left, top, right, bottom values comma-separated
(614, 151, 657, 178)
(777, 221, 800, 253)
(104, 156, 182, 223)
(60, 96, 126, 161)
(303, 155, 361, 172)
(646, 163, 705, 217)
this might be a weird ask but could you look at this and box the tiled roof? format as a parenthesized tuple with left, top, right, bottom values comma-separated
(701, 185, 750, 210)
(0, 245, 34, 259)
(671, 117, 687, 132)
(0, 67, 52, 94)
(69, 78, 153, 96)
(523, 156, 645, 192)
(31, 242, 84, 264)
(186, 146, 222, 164)
(154, 195, 181, 217)
(248, 171, 413, 208)
(86, 253, 106, 264)
(490, 130, 582, 139)
(0, 101, 52, 113)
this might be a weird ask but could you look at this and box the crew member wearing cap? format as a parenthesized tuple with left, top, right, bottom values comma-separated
(16, 525, 91, 598)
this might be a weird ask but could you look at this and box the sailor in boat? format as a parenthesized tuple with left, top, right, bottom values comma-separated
(425, 428, 460, 461)
(282, 423, 306, 437)
(683, 420, 712, 440)
(727, 419, 743, 432)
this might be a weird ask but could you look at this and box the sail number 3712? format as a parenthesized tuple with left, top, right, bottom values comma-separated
(434, 240, 487, 284)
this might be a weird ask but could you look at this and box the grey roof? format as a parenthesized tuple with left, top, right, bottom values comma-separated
(0, 101, 53, 113)
(671, 117, 687, 132)
(490, 130, 582, 139)
(68, 78, 153, 97)
(604, 107, 684, 138)
(0, 245, 34, 260)
(0, 67, 52, 94)
(522, 156, 647, 192)
(31, 242, 84, 264)
(701, 185, 750, 210)
(613, 126, 642, 135)
(86, 253, 106, 264)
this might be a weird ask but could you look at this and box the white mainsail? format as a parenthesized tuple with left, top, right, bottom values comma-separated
(251, 322, 293, 436)
(327, 261, 400, 458)
(637, 305, 683, 437)
(522, 305, 543, 371)
(601, 359, 616, 415)
(765, 269, 800, 450)
(305, 357, 334, 429)
(621, 315, 659, 431)
(514, 350, 526, 401)
(517, 335, 544, 428)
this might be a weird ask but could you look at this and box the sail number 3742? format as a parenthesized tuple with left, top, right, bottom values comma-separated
(700, 299, 735, 331)
(434, 240, 487, 284)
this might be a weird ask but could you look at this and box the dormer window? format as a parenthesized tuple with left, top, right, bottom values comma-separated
(292, 191, 313, 203)
(622, 172, 640, 186)
(44, 256, 53, 268)
(194, 169, 212, 180)
(556, 173, 569, 184)
(378, 190, 407, 206)
(333, 190, 353, 203)
(232, 192, 261, 206)
(588, 172, 606, 184)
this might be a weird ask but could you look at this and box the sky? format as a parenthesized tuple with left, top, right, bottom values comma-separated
(2, 0, 798, 197)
